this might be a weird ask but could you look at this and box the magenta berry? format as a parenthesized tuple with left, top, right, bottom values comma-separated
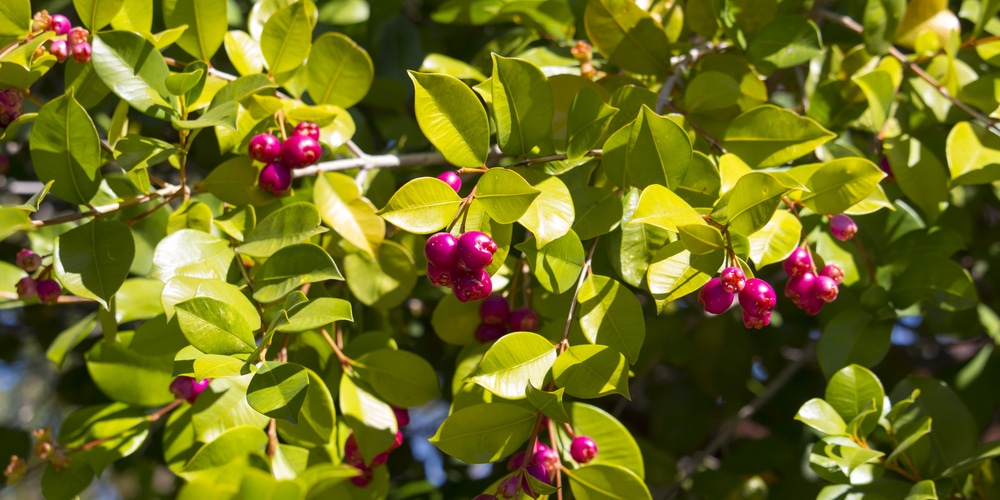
(879, 155, 894, 180)
(479, 295, 509, 325)
(16, 277, 37, 299)
(783, 247, 812, 277)
(570, 436, 598, 464)
(533, 442, 558, 473)
(820, 264, 844, 285)
(350, 465, 373, 487)
(50, 14, 71, 35)
(499, 475, 520, 498)
(71, 41, 91, 64)
(506, 450, 526, 471)
(456, 231, 498, 269)
(473, 495, 499, 500)
(293, 121, 320, 140)
(811, 275, 839, 303)
(169, 376, 211, 403)
(719, 266, 746, 293)
(344, 434, 363, 466)
(393, 407, 410, 427)
(248, 133, 281, 162)
(797, 295, 825, 315)
(830, 214, 857, 241)
(522, 463, 551, 496)
(67, 27, 89, 47)
(475, 323, 507, 343)
(784, 272, 816, 300)
(0, 87, 24, 128)
(258, 162, 292, 194)
(453, 268, 492, 302)
(426, 262, 455, 288)
(508, 308, 538, 332)
(437, 171, 462, 192)
(280, 135, 323, 168)
(698, 278, 734, 315)
(36, 279, 61, 305)
(424, 233, 459, 269)
(48, 39, 68, 63)
(739, 278, 776, 316)
(742, 309, 772, 329)
(390, 430, 404, 450)
(16, 249, 41, 272)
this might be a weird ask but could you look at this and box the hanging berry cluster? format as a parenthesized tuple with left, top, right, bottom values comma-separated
(698, 266, 778, 329)
(249, 121, 323, 194)
(475, 295, 539, 343)
(32, 11, 91, 64)
(343, 408, 409, 487)
(13, 249, 60, 305)
(424, 231, 498, 302)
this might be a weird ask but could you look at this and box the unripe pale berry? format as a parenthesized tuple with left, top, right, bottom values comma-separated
(479, 295, 509, 325)
(16, 249, 41, 272)
(784, 272, 816, 300)
(475, 323, 507, 343)
(741, 309, 772, 329)
(280, 135, 323, 168)
(719, 266, 746, 293)
(698, 278, 734, 315)
(508, 308, 538, 332)
(16, 277, 37, 298)
(32, 11, 52, 32)
(393, 407, 410, 427)
(830, 214, 857, 241)
(738, 278, 776, 316)
(293, 121, 320, 140)
(67, 27, 89, 47)
(570, 436, 598, 464)
(50, 14, 71, 35)
(811, 275, 839, 303)
(424, 232, 459, 269)
(453, 267, 492, 302)
(258, 162, 292, 194)
(820, 264, 845, 285)
(48, 39, 68, 63)
(71, 41, 91, 64)
(783, 247, 812, 277)
(169, 376, 211, 403)
(426, 262, 455, 288)
(248, 133, 281, 162)
(456, 231, 497, 270)
(437, 171, 462, 192)
(36, 279, 61, 305)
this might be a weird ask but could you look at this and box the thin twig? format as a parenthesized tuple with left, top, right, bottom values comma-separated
(31, 183, 184, 227)
(558, 237, 600, 353)
(321, 327, 353, 368)
(504, 150, 602, 169)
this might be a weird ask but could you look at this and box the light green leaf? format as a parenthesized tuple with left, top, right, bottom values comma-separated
(176, 297, 256, 355)
(583, 0, 672, 75)
(343, 240, 417, 309)
(86, 340, 174, 406)
(565, 463, 652, 500)
(490, 54, 553, 155)
(46, 313, 98, 368)
(525, 385, 570, 424)
(647, 241, 724, 312)
(577, 275, 644, 363)
(566, 87, 618, 159)
(29, 93, 102, 205)
(253, 243, 344, 303)
(224, 30, 265, 76)
(179, 426, 268, 478)
(151, 229, 234, 282)
(260, 0, 314, 76)
(409, 70, 490, 167)
(54, 219, 135, 308)
(314, 172, 385, 259)
(0, 0, 30, 40)
(429, 403, 535, 464)
(818, 310, 893, 379)
(517, 171, 574, 248)
(279, 297, 352, 333)
(746, 16, 823, 71)
(92, 31, 177, 120)
(571, 187, 622, 241)
(74, 0, 125, 31)
(162, 0, 227, 61)
(354, 349, 441, 408)
(377, 177, 463, 234)
(747, 210, 800, 267)
(240, 202, 325, 258)
(722, 105, 835, 167)
(552, 344, 630, 399)
(677, 224, 724, 254)
(476, 168, 541, 224)
(717, 172, 795, 235)
(825, 365, 885, 439)
(800, 158, 885, 215)
(340, 374, 397, 464)
(853, 69, 896, 131)
(946, 121, 1000, 186)
(247, 361, 310, 423)
(276, 368, 336, 446)
(863, 0, 906, 54)
(796, 398, 848, 436)
(628, 184, 704, 233)
(518, 231, 585, 294)
(468, 332, 557, 399)
(306, 32, 373, 109)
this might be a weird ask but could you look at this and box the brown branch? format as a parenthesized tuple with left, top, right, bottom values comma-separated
(32, 183, 185, 227)
(321, 327, 353, 369)
(504, 150, 602, 169)
(558, 237, 600, 353)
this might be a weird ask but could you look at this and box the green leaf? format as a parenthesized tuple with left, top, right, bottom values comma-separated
(517, 171, 574, 248)
(571, 187, 623, 241)
(889, 376, 978, 477)
(53, 219, 135, 308)
(409, 70, 490, 168)
(176, 297, 256, 355)
(0, 207, 33, 241)
(343, 240, 417, 309)
(167, 201, 213, 234)
(583, 0, 672, 75)
(717, 172, 795, 235)
(92, 31, 176, 120)
(525, 385, 570, 424)
(604, 106, 692, 190)
(825, 365, 885, 439)
(162, 0, 227, 60)
(192, 354, 247, 379)
(247, 361, 310, 423)
(431, 293, 482, 345)
(722, 105, 835, 167)
(114, 135, 177, 172)
(678, 224, 724, 254)
(886, 417, 931, 468)
(278, 297, 352, 333)
(552, 344, 630, 399)
(853, 68, 896, 132)
(276, 368, 336, 446)
(940, 440, 1000, 477)
(566, 87, 618, 159)
(577, 275, 644, 363)
(796, 398, 848, 436)
(260, 0, 314, 76)
(565, 464, 652, 500)
(518, 231, 585, 294)
(354, 349, 441, 408)
(253, 243, 344, 303)
(490, 55, 553, 155)
(172, 101, 239, 130)
(904, 480, 937, 500)
(476, 168, 541, 224)
(863, 0, 906, 54)
(240, 202, 325, 258)
(179, 426, 268, 478)
(340, 374, 397, 464)
(224, 30, 265, 76)
(0, 0, 29, 40)
(429, 402, 535, 464)
(74, 0, 125, 30)
(818, 310, 893, 379)
(628, 184, 704, 233)
(747, 210, 800, 267)
(647, 241, 724, 311)
(800, 158, 885, 215)
(306, 32, 373, 109)
(821, 436, 885, 476)
(890, 256, 978, 311)
(29, 93, 102, 205)
(746, 16, 823, 71)
(946, 121, 1000, 186)
(151, 229, 235, 282)
(314, 172, 385, 259)
(86, 340, 174, 406)
(46, 313, 98, 368)
(559, 402, 644, 475)
(468, 332, 557, 399)
(377, 177, 463, 234)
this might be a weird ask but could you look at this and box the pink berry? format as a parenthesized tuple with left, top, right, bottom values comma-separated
(830, 214, 857, 241)
(879, 155, 894, 180)
(784, 272, 816, 300)
(67, 27, 89, 47)
(741, 309, 772, 329)
(424, 233, 459, 269)
(719, 266, 746, 293)
(393, 407, 410, 427)
(698, 278, 734, 315)
(0, 88, 23, 128)
(570, 436, 598, 464)
(522, 463, 550, 495)
(738, 278, 776, 316)
(453, 268, 491, 302)
(475, 323, 507, 343)
(811, 275, 839, 303)
(248, 133, 281, 162)
(16, 249, 41, 272)
(50, 15, 71, 35)
(71, 41, 91, 64)
(48, 39, 68, 63)
(258, 162, 292, 194)
(508, 308, 538, 332)
(349, 464, 373, 487)
(479, 295, 509, 325)
(426, 262, 455, 288)
(36, 279, 61, 305)
(390, 430, 404, 451)
(499, 475, 520, 498)
(293, 121, 320, 140)
(169, 376, 211, 403)
(456, 231, 497, 270)
(820, 264, 844, 285)
(437, 171, 462, 192)
(507, 451, 526, 471)
(473, 495, 499, 500)
(783, 247, 812, 277)
(16, 277, 37, 298)
(796, 295, 825, 315)
(344, 434, 364, 466)
(370, 451, 389, 466)
(280, 135, 323, 168)
(533, 442, 558, 473)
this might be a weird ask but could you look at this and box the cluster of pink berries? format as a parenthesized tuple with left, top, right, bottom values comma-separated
(0, 88, 24, 129)
(249, 121, 323, 195)
(783, 247, 844, 315)
(698, 266, 777, 329)
(169, 376, 211, 403)
(345, 407, 409, 487)
(32, 11, 91, 64)
(424, 231, 498, 302)
(486, 435, 597, 498)
(14, 249, 60, 305)
(475, 296, 539, 342)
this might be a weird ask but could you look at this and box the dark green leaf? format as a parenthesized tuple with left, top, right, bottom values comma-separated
(247, 361, 310, 423)
(429, 403, 535, 464)
(30, 93, 102, 205)
(354, 349, 441, 408)
(253, 243, 344, 303)
(583, 0, 672, 75)
(92, 31, 177, 120)
(54, 219, 135, 308)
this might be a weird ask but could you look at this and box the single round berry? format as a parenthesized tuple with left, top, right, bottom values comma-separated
(522, 463, 550, 495)
(533, 443, 558, 473)
(248, 133, 281, 162)
(280, 135, 323, 168)
(698, 278, 734, 315)
(344, 434, 364, 466)
(16, 249, 41, 272)
(499, 475, 520, 498)
(456, 231, 498, 270)
(16, 277, 37, 299)
(741, 309, 772, 329)
(0, 87, 24, 127)
(479, 295, 509, 325)
(453, 268, 492, 302)
(50, 14, 71, 35)
(48, 39, 68, 63)
(424, 232, 459, 270)
(258, 162, 292, 194)
(879, 155, 894, 180)
(293, 121, 320, 140)
(508, 308, 538, 332)
(570, 436, 598, 464)
(71, 41, 91, 64)
(426, 262, 455, 288)
(475, 323, 507, 343)
(437, 171, 462, 192)
(738, 278, 777, 316)
(67, 27, 89, 47)
(830, 214, 857, 241)
(783, 247, 812, 277)
(719, 266, 746, 293)
(506, 451, 526, 471)
(393, 407, 410, 427)
(349, 465, 373, 487)
(811, 275, 839, 303)
(784, 272, 816, 300)
(169, 376, 211, 404)
(796, 295, 825, 316)
(820, 264, 845, 285)
(36, 279, 61, 305)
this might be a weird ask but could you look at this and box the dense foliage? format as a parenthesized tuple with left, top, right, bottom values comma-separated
(1, 0, 1000, 498)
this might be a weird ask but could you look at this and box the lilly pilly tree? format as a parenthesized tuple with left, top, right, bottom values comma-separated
(1, 0, 1000, 498)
